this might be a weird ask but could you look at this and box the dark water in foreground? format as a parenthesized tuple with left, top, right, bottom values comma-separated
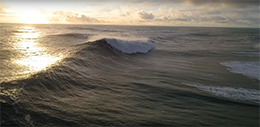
(0, 24, 259, 126)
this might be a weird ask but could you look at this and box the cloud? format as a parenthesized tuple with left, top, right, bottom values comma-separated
(0, 0, 258, 27)
(48, 17, 60, 22)
(0, 8, 6, 13)
(138, 10, 154, 20)
(154, 6, 259, 27)
(120, 11, 133, 17)
(128, 0, 258, 8)
(0, 5, 18, 22)
(144, 0, 259, 8)
(183, 0, 259, 8)
(48, 11, 109, 24)
(42, 0, 260, 26)
(66, 14, 101, 23)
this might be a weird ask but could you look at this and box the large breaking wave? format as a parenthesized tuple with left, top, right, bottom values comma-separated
(103, 38, 155, 54)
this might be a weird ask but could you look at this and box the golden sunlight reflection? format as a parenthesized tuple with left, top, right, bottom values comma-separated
(16, 55, 61, 72)
(13, 26, 62, 74)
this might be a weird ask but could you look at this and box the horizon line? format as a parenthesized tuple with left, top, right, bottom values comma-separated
(0, 22, 258, 29)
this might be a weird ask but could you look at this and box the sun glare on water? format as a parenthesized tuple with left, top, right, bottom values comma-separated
(14, 26, 61, 74)
(16, 55, 61, 72)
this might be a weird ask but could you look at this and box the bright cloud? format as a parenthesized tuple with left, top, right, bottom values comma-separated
(0, 0, 259, 27)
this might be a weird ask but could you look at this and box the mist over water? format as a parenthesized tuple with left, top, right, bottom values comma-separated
(0, 24, 259, 126)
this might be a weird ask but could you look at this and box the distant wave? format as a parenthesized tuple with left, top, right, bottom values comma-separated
(189, 33, 210, 36)
(220, 61, 260, 80)
(67, 27, 99, 31)
(45, 33, 92, 39)
(185, 83, 260, 103)
(67, 27, 123, 33)
(233, 52, 260, 57)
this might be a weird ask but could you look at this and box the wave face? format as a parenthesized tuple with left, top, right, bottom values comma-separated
(104, 38, 155, 54)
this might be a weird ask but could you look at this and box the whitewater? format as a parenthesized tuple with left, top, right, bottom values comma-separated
(0, 24, 259, 126)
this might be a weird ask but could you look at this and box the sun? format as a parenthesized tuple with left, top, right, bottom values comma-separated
(16, 9, 49, 24)
(6, 6, 49, 24)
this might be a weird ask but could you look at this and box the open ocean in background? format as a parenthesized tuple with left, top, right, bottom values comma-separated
(0, 23, 259, 126)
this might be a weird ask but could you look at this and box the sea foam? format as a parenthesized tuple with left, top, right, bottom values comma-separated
(104, 38, 155, 54)
(220, 61, 259, 80)
(185, 83, 260, 103)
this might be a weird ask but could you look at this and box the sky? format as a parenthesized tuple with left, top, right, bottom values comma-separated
(0, 0, 259, 27)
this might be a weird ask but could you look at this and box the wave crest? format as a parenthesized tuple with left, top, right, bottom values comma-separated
(220, 61, 260, 80)
(103, 38, 155, 54)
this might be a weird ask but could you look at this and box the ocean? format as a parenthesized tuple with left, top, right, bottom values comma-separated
(0, 23, 259, 126)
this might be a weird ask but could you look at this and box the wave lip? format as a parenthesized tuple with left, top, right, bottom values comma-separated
(104, 38, 155, 54)
(185, 83, 260, 103)
(220, 61, 260, 80)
